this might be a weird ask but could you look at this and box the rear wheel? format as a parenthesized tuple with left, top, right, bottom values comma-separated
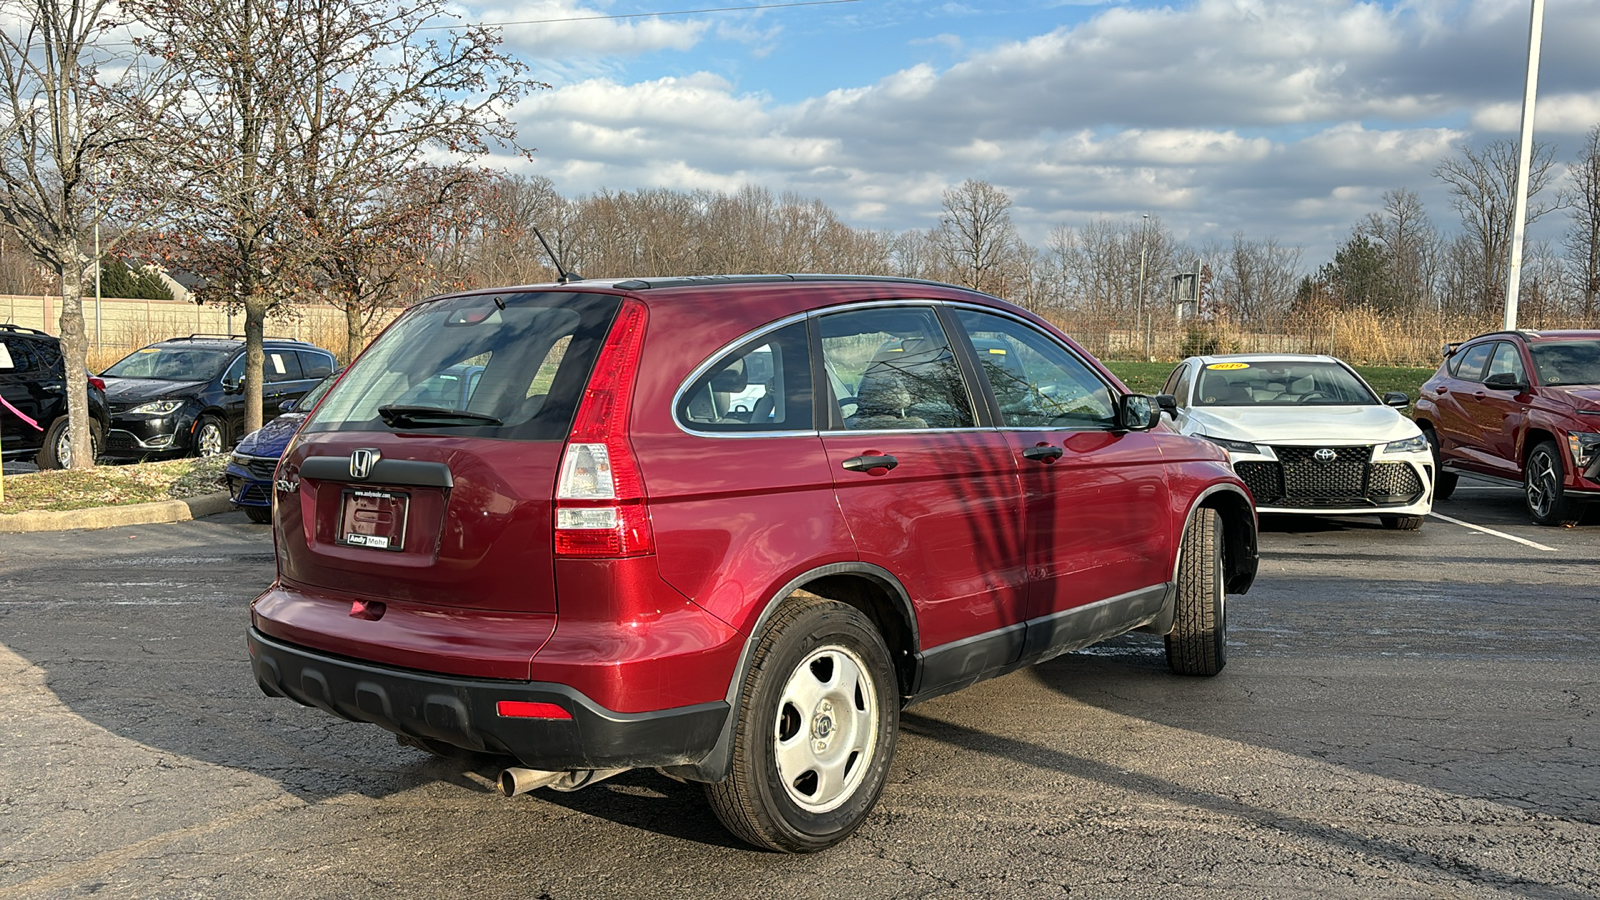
(193, 415, 226, 457)
(704, 592, 897, 852)
(1166, 507, 1226, 676)
(1381, 515, 1425, 531)
(1525, 440, 1582, 527)
(37, 417, 100, 469)
(244, 505, 272, 524)
(1424, 426, 1457, 502)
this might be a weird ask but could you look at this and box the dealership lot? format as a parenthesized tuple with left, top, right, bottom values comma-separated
(1, 477, 1597, 899)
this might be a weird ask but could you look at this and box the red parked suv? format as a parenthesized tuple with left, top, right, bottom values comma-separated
(247, 275, 1258, 851)
(1415, 330, 1600, 526)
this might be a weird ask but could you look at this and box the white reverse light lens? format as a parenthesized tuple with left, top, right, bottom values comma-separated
(556, 442, 615, 500)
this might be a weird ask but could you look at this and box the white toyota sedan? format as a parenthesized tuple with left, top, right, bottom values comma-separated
(1161, 354, 1434, 529)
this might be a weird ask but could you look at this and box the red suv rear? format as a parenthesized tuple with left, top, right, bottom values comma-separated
(247, 275, 1258, 851)
(1415, 330, 1600, 526)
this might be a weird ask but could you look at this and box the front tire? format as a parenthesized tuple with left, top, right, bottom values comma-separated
(1166, 507, 1226, 676)
(244, 505, 272, 524)
(1424, 426, 1457, 502)
(704, 592, 898, 852)
(1381, 515, 1425, 531)
(193, 415, 226, 457)
(1525, 440, 1582, 527)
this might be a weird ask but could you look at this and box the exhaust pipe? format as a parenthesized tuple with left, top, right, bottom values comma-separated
(498, 766, 631, 797)
(499, 767, 563, 797)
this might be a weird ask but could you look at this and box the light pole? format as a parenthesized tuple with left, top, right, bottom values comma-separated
(1137, 213, 1150, 359)
(1505, 0, 1545, 330)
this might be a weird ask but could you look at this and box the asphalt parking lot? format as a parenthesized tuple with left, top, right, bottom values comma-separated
(2, 476, 1597, 899)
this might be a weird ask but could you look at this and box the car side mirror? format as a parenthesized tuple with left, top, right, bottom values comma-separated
(1117, 394, 1161, 432)
(1483, 372, 1527, 392)
(1382, 391, 1411, 409)
(1155, 393, 1178, 417)
(222, 378, 242, 395)
(278, 397, 297, 412)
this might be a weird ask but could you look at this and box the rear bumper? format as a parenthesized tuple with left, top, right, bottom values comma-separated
(247, 627, 728, 771)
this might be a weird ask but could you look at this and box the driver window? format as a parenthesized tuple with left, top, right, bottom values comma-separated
(1486, 342, 1526, 383)
(953, 309, 1115, 428)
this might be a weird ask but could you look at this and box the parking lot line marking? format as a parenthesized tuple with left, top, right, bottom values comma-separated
(1428, 511, 1558, 552)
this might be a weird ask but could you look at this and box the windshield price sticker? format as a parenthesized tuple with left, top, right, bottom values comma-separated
(1206, 362, 1251, 370)
(338, 489, 409, 552)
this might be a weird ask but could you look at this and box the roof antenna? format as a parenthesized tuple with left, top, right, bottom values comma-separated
(531, 226, 580, 284)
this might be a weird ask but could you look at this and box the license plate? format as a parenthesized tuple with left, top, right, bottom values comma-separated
(338, 489, 409, 551)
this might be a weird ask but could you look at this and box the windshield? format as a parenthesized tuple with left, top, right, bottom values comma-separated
(1530, 340, 1600, 387)
(1194, 360, 1377, 407)
(302, 291, 620, 442)
(103, 346, 235, 381)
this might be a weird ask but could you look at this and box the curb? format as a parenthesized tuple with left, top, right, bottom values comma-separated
(0, 491, 236, 534)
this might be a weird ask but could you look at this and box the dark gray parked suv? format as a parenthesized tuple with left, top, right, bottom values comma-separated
(0, 323, 111, 468)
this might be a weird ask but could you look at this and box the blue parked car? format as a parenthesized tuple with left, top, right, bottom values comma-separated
(225, 364, 484, 523)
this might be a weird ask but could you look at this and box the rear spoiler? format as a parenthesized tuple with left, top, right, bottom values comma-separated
(1442, 341, 1463, 358)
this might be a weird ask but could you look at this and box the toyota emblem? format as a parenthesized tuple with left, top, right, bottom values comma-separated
(1313, 448, 1337, 463)
(350, 448, 381, 479)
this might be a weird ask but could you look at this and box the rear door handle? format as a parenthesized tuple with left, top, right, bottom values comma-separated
(1434, 386, 1448, 394)
(841, 453, 898, 474)
(1022, 444, 1063, 462)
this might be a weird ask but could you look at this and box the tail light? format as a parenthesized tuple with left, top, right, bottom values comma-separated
(88, 377, 106, 391)
(554, 300, 653, 558)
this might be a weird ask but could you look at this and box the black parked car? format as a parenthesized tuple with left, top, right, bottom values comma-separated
(0, 324, 111, 469)
(99, 335, 336, 459)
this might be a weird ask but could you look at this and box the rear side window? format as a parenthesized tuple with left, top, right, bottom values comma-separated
(0, 338, 34, 372)
(298, 351, 335, 378)
(303, 291, 621, 442)
(677, 322, 812, 433)
(264, 349, 304, 382)
(1450, 342, 1493, 382)
(818, 306, 975, 431)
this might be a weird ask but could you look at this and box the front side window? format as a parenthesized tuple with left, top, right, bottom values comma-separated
(954, 309, 1115, 428)
(818, 306, 975, 431)
(1485, 342, 1527, 383)
(1164, 363, 1195, 409)
(303, 291, 620, 442)
(264, 350, 304, 383)
(677, 322, 812, 433)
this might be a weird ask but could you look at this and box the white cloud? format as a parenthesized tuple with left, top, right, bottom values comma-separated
(1472, 93, 1600, 134)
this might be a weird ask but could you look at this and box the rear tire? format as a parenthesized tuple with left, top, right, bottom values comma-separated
(1166, 507, 1226, 676)
(1424, 426, 1457, 502)
(704, 592, 898, 852)
(37, 417, 100, 469)
(1525, 440, 1582, 527)
(1381, 515, 1425, 531)
(244, 505, 272, 524)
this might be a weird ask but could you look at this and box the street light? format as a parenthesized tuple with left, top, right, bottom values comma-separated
(1505, 0, 1545, 330)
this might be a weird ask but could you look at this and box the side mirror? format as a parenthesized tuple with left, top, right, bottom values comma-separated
(222, 378, 242, 395)
(278, 397, 297, 413)
(1382, 391, 1411, 409)
(1483, 372, 1527, 392)
(1155, 393, 1178, 417)
(1117, 394, 1161, 432)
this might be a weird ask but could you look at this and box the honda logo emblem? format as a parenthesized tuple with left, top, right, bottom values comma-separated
(350, 448, 381, 479)
(1313, 448, 1337, 463)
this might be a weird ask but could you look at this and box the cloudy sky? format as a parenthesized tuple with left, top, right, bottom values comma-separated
(465, 0, 1600, 263)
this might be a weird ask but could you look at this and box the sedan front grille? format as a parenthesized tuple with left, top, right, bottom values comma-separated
(1232, 445, 1425, 509)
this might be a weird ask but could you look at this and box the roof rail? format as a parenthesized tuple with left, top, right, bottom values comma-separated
(0, 323, 50, 337)
(184, 333, 246, 341)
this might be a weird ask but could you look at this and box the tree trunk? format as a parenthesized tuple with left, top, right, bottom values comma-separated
(243, 293, 269, 434)
(54, 241, 94, 470)
(344, 289, 363, 363)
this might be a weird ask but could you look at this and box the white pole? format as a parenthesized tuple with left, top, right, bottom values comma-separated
(1504, 0, 1545, 331)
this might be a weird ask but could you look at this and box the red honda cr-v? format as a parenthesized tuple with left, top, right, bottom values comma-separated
(247, 275, 1258, 851)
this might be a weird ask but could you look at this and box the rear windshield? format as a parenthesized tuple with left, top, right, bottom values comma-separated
(1530, 340, 1600, 387)
(1194, 360, 1377, 406)
(301, 291, 621, 442)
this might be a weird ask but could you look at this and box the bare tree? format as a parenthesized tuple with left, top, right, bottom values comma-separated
(1434, 138, 1557, 316)
(1359, 188, 1439, 312)
(1561, 125, 1600, 318)
(0, 0, 172, 467)
(1217, 233, 1303, 323)
(935, 179, 1021, 296)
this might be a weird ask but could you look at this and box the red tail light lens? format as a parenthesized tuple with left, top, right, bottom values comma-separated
(88, 377, 106, 391)
(555, 300, 653, 558)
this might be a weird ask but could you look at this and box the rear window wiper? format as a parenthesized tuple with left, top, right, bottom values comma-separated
(377, 405, 503, 428)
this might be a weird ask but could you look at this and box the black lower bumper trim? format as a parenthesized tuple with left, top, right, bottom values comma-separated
(247, 628, 728, 771)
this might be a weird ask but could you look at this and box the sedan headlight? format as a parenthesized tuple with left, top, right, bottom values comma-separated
(1197, 434, 1260, 454)
(128, 400, 184, 415)
(1382, 435, 1429, 454)
(1568, 432, 1600, 470)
